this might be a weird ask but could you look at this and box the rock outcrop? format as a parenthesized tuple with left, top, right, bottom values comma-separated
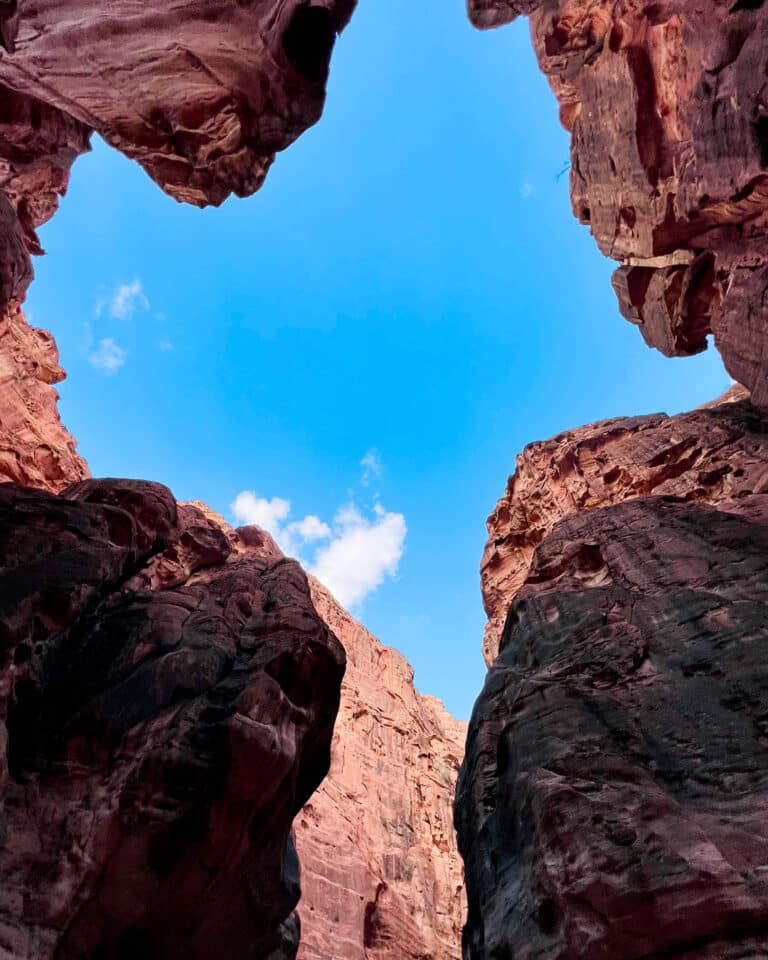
(458, 392, 768, 958)
(0, 305, 88, 492)
(0, 0, 355, 311)
(0, 479, 344, 959)
(0, 86, 91, 308)
(295, 579, 467, 960)
(0, 0, 355, 208)
(480, 385, 761, 664)
(468, 1, 768, 403)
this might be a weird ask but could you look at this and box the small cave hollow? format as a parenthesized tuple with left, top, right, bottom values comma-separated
(283, 5, 336, 84)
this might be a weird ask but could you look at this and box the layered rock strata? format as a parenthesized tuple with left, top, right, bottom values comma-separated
(0, 479, 344, 959)
(295, 579, 467, 960)
(458, 393, 768, 958)
(468, 1, 768, 403)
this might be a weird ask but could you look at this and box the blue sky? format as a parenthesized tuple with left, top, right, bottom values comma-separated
(27, 0, 729, 720)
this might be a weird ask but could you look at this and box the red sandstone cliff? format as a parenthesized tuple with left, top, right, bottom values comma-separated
(480, 384, 757, 664)
(0, 305, 88, 491)
(469, 1, 768, 403)
(458, 391, 768, 959)
(295, 579, 466, 960)
(0, 480, 344, 959)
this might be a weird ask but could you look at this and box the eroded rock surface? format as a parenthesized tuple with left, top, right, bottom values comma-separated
(0, 0, 355, 208)
(480, 386, 764, 664)
(459, 394, 768, 958)
(0, 86, 91, 308)
(469, 1, 768, 402)
(0, 306, 88, 492)
(0, 479, 344, 960)
(295, 579, 467, 960)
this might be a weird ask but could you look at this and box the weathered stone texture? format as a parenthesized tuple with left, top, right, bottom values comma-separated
(480, 387, 763, 664)
(295, 578, 467, 960)
(459, 395, 768, 958)
(0, 480, 344, 960)
(469, 1, 768, 403)
(0, 306, 88, 492)
(0, 0, 355, 208)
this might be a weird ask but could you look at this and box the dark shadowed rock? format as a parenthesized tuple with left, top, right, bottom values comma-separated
(480, 389, 764, 665)
(0, 479, 344, 960)
(460, 393, 768, 958)
(459, 493, 768, 959)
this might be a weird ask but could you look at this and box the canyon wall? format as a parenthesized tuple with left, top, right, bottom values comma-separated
(296, 579, 466, 960)
(0, 6, 470, 948)
(458, 391, 768, 958)
(459, 8, 768, 955)
(470, 0, 768, 403)
(0, 481, 345, 959)
(0, 5, 381, 958)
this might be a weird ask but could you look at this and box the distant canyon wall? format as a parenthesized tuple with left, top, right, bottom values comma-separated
(296, 579, 466, 960)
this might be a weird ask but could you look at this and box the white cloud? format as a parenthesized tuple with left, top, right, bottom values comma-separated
(520, 181, 534, 199)
(110, 279, 149, 319)
(231, 492, 291, 536)
(360, 448, 382, 487)
(229, 487, 406, 609)
(287, 515, 331, 542)
(312, 504, 406, 608)
(158, 338, 174, 352)
(89, 338, 126, 375)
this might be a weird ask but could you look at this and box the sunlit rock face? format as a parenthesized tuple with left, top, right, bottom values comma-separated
(295, 579, 467, 960)
(0, 306, 89, 491)
(0, 480, 344, 960)
(458, 393, 768, 958)
(469, 1, 768, 404)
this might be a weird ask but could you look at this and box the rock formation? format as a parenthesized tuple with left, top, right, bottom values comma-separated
(0, 86, 91, 308)
(469, 1, 768, 403)
(458, 390, 768, 958)
(0, 0, 355, 310)
(0, 479, 344, 959)
(480, 384, 757, 664)
(0, 305, 88, 491)
(0, 0, 355, 208)
(295, 579, 466, 960)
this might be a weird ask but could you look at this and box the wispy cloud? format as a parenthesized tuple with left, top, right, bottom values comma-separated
(89, 338, 126, 375)
(110, 278, 150, 319)
(520, 181, 534, 199)
(158, 338, 174, 352)
(360, 448, 382, 487)
(230, 451, 405, 609)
